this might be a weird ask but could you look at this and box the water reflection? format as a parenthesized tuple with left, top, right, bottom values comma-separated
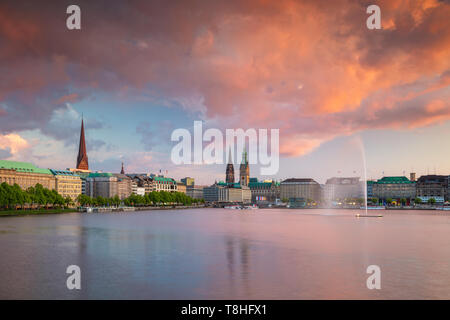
(0, 209, 449, 299)
(224, 236, 252, 296)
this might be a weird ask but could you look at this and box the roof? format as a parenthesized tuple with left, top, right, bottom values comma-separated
(215, 181, 244, 188)
(0, 160, 52, 175)
(88, 172, 114, 178)
(376, 176, 413, 184)
(417, 175, 449, 183)
(113, 173, 131, 180)
(50, 169, 80, 177)
(325, 177, 360, 185)
(282, 178, 318, 184)
(153, 176, 176, 183)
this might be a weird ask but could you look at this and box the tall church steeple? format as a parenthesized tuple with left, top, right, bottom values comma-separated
(76, 116, 89, 170)
(239, 147, 249, 186)
(225, 148, 235, 184)
(120, 162, 125, 174)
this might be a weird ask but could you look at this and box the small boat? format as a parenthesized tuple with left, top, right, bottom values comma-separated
(355, 213, 383, 218)
(224, 205, 241, 210)
(360, 206, 385, 210)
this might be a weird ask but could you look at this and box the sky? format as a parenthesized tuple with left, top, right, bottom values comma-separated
(0, 0, 449, 185)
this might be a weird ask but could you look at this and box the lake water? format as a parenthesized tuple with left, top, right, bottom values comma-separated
(0, 208, 449, 299)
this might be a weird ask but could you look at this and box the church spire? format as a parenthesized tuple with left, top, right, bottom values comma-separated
(241, 146, 248, 165)
(120, 162, 125, 174)
(227, 148, 233, 164)
(225, 148, 235, 184)
(239, 146, 249, 186)
(76, 116, 89, 170)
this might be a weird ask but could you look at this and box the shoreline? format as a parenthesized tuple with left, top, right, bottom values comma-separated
(0, 208, 78, 217)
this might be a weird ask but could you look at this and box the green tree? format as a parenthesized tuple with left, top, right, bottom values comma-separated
(428, 197, 436, 205)
(414, 197, 422, 205)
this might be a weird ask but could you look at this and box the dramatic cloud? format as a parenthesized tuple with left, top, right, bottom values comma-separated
(0, 133, 30, 155)
(0, 0, 449, 158)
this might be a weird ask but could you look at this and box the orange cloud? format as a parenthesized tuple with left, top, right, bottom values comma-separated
(0, 133, 30, 155)
(0, 0, 449, 158)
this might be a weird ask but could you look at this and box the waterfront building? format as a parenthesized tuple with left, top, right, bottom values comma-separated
(203, 182, 251, 203)
(50, 169, 82, 200)
(76, 118, 89, 170)
(181, 177, 195, 186)
(85, 173, 118, 198)
(280, 178, 321, 202)
(68, 168, 91, 195)
(135, 187, 145, 196)
(239, 149, 249, 186)
(248, 178, 280, 204)
(127, 174, 155, 194)
(226, 150, 235, 184)
(448, 176, 450, 201)
(323, 177, 364, 203)
(153, 176, 177, 192)
(177, 182, 187, 194)
(367, 180, 375, 198)
(0, 160, 56, 190)
(416, 175, 448, 202)
(186, 185, 205, 199)
(372, 176, 415, 202)
(113, 173, 132, 200)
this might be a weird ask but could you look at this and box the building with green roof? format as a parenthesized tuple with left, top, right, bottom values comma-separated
(248, 178, 280, 203)
(50, 169, 82, 200)
(372, 176, 416, 202)
(0, 159, 55, 191)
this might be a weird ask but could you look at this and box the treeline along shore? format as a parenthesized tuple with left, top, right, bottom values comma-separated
(0, 182, 205, 217)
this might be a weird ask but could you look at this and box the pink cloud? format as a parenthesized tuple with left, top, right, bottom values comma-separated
(0, 0, 449, 158)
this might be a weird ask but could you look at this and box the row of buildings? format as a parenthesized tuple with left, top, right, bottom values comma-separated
(204, 159, 450, 205)
(1, 119, 449, 205)
(0, 119, 200, 202)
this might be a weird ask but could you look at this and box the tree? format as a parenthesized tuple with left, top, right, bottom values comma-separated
(400, 198, 407, 206)
(64, 196, 72, 208)
(428, 198, 436, 205)
(414, 197, 422, 205)
(386, 198, 393, 205)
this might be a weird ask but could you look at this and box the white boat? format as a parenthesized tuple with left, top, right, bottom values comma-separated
(360, 206, 385, 210)
(224, 205, 241, 210)
(436, 207, 450, 211)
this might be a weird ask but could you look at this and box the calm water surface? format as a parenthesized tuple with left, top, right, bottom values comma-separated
(0, 208, 449, 299)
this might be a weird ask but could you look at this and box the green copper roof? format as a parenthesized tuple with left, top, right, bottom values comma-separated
(248, 177, 280, 188)
(88, 172, 114, 178)
(216, 181, 243, 188)
(0, 160, 52, 175)
(376, 176, 413, 184)
(153, 176, 176, 183)
(50, 169, 80, 177)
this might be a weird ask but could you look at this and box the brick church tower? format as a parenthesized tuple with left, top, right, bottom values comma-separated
(225, 149, 235, 184)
